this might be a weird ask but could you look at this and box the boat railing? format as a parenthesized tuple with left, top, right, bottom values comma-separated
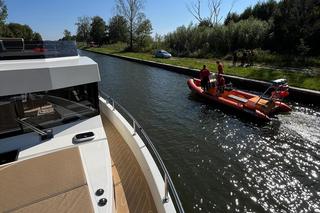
(99, 91, 185, 213)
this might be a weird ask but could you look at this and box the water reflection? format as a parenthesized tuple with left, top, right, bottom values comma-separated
(80, 50, 320, 213)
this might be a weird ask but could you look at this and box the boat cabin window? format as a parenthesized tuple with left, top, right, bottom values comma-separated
(0, 82, 99, 139)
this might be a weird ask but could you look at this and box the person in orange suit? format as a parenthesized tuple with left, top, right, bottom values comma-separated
(199, 65, 210, 92)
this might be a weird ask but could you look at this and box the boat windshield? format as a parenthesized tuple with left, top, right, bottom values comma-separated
(0, 39, 78, 60)
(0, 82, 99, 139)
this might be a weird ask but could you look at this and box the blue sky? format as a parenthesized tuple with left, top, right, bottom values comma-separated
(5, 0, 260, 40)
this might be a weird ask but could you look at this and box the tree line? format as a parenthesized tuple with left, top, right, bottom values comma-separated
(0, 0, 42, 41)
(76, 0, 319, 60)
(165, 0, 320, 57)
(3, 0, 318, 59)
(71, 0, 152, 51)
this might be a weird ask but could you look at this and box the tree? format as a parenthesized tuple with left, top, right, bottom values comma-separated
(1, 22, 42, 40)
(32, 32, 42, 41)
(199, 19, 213, 27)
(187, 0, 236, 26)
(208, 0, 223, 25)
(152, 33, 164, 50)
(251, 0, 277, 21)
(224, 12, 239, 25)
(187, 0, 203, 22)
(227, 17, 270, 51)
(296, 38, 310, 62)
(272, 0, 319, 54)
(90, 16, 106, 46)
(108, 15, 128, 43)
(233, 0, 277, 23)
(0, 24, 10, 37)
(239, 7, 252, 20)
(116, 0, 145, 50)
(0, 1, 43, 40)
(0, 0, 7, 24)
(6, 23, 33, 40)
(307, 0, 320, 55)
(61, 29, 73, 41)
(135, 18, 152, 49)
(75, 16, 91, 42)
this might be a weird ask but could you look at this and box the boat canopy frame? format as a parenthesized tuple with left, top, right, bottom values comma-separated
(0, 38, 78, 60)
(255, 78, 289, 104)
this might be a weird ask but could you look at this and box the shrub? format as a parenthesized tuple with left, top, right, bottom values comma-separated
(163, 18, 270, 58)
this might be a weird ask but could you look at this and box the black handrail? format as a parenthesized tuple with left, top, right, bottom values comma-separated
(99, 91, 184, 213)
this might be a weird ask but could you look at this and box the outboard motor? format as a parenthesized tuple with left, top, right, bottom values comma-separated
(270, 79, 289, 100)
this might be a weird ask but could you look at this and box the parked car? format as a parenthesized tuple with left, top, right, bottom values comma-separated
(88, 41, 98, 47)
(155, 49, 172, 58)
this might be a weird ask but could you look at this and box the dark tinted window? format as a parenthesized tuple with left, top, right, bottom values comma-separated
(0, 83, 99, 139)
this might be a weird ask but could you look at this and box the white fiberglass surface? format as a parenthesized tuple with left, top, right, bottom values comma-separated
(0, 116, 106, 159)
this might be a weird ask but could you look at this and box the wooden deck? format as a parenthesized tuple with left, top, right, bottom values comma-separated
(0, 148, 93, 213)
(101, 115, 157, 213)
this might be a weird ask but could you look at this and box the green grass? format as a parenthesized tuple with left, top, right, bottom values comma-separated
(81, 46, 320, 91)
(253, 49, 320, 68)
(77, 42, 87, 49)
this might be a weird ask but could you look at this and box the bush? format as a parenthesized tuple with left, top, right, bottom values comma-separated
(163, 18, 270, 58)
(253, 49, 320, 67)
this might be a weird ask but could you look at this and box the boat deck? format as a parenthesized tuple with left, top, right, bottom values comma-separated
(0, 115, 158, 213)
(101, 114, 157, 213)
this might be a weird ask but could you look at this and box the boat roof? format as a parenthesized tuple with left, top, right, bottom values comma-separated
(0, 55, 100, 96)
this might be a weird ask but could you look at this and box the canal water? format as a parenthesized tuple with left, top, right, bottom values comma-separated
(80, 50, 320, 213)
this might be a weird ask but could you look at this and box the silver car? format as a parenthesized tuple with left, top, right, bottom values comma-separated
(155, 50, 172, 58)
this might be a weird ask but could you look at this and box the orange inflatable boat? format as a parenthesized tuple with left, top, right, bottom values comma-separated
(187, 78, 291, 121)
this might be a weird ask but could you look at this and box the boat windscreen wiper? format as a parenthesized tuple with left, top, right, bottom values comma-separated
(16, 118, 53, 141)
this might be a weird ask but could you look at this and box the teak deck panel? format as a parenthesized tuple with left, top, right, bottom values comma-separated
(0, 147, 93, 213)
(12, 186, 93, 213)
(102, 115, 157, 213)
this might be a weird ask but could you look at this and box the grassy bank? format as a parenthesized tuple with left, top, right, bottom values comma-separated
(80, 45, 320, 91)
